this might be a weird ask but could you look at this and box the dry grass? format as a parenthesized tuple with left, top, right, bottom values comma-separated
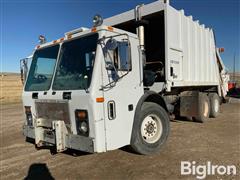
(0, 73, 23, 104)
(0, 72, 239, 104)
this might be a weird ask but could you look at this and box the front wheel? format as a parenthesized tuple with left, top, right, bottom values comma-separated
(130, 102, 170, 155)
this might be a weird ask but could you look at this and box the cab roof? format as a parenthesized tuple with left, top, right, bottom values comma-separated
(35, 25, 138, 50)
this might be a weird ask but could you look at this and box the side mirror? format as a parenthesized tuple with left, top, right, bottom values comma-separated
(117, 41, 131, 71)
(104, 39, 131, 72)
(20, 58, 29, 84)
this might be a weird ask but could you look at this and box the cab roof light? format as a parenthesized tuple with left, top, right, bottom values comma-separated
(107, 26, 114, 31)
(59, 37, 64, 42)
(91, 27, 97, 32)
(65, 27, 89, 37)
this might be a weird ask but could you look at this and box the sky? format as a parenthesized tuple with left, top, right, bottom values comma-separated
(1, 0, 239, 73)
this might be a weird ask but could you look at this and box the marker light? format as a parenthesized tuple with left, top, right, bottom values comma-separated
(107, 26, 114, 31)
(76, 110, 87, 120)
(59, 37, 64, 42)
(96, 97, 104, 103)
(93, 14, 103, 27)
(91, 27, 97, 32)
(219, 47, 225, 53)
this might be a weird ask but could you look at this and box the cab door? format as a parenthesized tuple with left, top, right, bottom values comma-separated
(101, 35, 144, 150)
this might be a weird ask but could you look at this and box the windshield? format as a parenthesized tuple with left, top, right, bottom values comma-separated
(52, 34, 98, 90)
(25, 45, 59, 91)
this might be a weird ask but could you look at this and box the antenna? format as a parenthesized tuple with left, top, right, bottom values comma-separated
(233, 52, 236, 82)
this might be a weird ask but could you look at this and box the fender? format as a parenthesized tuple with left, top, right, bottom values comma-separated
(131, 91, 168, 144)
(135, 91, 168, 114)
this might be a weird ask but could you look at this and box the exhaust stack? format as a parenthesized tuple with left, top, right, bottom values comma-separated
(135, 4, 145, 51)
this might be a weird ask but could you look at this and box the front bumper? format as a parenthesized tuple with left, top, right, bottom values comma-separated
(23, 125, 94, 153)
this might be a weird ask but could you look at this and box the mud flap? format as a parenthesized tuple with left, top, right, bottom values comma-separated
(52, 121, 68, 152)
(180, 91, 199, 117)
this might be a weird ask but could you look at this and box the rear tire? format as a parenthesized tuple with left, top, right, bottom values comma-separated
(130, 102, 170, 155)
(194, 93, 210, 123)
(209, 93, 220, 118)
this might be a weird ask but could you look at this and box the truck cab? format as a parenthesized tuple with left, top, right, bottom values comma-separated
(22, 25, 169, 154)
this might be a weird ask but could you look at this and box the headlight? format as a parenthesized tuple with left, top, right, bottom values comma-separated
(25, 106, 33, 126)
(80, 121, 88, 133)
(75, 110, 89, 136)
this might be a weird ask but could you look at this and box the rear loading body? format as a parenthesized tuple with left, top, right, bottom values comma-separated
(104, 1, 228, 97)
(22, 0, 229, 155)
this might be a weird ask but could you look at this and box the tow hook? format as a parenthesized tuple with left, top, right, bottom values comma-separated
(35, 140, 44, 150)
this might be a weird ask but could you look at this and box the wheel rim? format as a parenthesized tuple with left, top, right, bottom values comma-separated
(214, 99, 219, 112)
(141, 114, 163, 144)
(203, 101, 209, 117)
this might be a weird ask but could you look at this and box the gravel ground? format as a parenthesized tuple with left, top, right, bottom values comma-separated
(0, 99, 239, 180)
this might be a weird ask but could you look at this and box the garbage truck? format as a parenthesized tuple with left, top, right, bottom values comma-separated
(22, 0, 229, 155)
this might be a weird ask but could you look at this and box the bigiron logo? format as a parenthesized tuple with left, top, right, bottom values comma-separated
(181, 161, 237, 179)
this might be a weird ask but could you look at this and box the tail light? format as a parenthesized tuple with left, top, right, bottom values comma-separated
(25, 106, 33, 126)
(75, 110, 89, 136)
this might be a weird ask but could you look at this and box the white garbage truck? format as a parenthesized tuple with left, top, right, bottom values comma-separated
(22, 0, 229, 155)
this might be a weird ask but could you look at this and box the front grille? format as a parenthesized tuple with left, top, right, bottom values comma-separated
(35, 100, 71, 130)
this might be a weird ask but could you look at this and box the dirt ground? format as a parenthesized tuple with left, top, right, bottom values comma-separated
(0, 99, 239, 180)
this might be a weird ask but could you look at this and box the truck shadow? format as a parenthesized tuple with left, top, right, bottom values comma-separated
(170, 116, 202, 123)
(26, 137, 91, 157)
(120, 146, 139, 155)
(62, 149, 91, 157)
(24, 163, 54, 180)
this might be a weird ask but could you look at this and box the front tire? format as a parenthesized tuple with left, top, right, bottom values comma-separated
(130, 102, 170, 155)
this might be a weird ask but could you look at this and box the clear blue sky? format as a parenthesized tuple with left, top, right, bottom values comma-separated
(1, 0, 239, 73)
